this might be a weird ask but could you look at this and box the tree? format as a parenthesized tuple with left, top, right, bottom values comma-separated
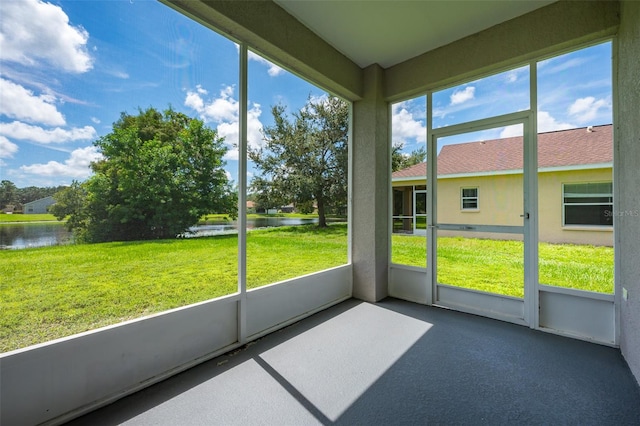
(51, 181, 89, 235)
(58, 107, 236, 242)
(392, 143, 426, 172)
(249, 96, 348, 227)
(0, 180, 17, 209)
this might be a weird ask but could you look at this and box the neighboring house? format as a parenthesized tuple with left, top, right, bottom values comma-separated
(280, 204, 295, 213)
(392, 124, 613, 246)
(23, 196, 56, 214)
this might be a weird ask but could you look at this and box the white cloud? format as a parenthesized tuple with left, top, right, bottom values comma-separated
(499, 111, 574, 138)
(184, 85, 264, 159)
(0, 121, 97, 144)
(107, 70, 129, 79)
(537, 111, 574, 133)
(538, 111, 576, 133)
(503, 66, 528, 84)
(391, 103, 426, 145)
(184, 91, 205, 112)
(248, 51, 285, 77)
(218, 105, 264, 160)
(539, 57, 588, 75)
(187, 85, 238, 122)
(0, 78, 66, 126)
(450, 86, 475, 105)
(0, 136, 19, 158)
(20, 145, 101, 178)
(0, 0, 93, 73)
(499, 125, 523, 138)
(90, 117, 101, 124)
(568, 96, 610, 124)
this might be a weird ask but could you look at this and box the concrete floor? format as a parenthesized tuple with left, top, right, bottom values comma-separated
(68, 298, 640, 425)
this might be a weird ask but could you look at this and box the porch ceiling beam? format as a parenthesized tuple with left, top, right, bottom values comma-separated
(163, 0, 364, 101)
(385, 0, 620, 101)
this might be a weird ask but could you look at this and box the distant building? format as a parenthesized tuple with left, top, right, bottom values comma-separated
(23, 196, 56, 214)
(392, 125, 613, 246)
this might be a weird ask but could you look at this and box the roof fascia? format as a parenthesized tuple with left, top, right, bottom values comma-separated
(385, 1, 620, 101)
(391, 163, 613, 182)
(163, 0, 364, 101)
(392, 177, 427, 184)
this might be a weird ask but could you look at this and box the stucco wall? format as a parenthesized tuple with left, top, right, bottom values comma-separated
(352, 65, 389, 302)
(438, 174, 523, 227)
(539, 169, 613, 246)
(394, 168, 613, 246)
(617, 0, 640, 385)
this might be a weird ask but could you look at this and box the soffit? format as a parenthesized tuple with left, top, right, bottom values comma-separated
(274, 0, 556, 69)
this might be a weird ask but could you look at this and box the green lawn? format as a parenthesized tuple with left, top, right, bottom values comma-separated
(0, 224, 347, 352)
(392, 234, 614, 297)
(0, 212, 320, 224)
(0, 213, 59, 223)
(1, 225, 613, 352)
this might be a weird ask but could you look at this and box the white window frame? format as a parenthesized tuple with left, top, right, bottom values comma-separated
(460, 187, 479, 211)
(562, 181, 613, 227)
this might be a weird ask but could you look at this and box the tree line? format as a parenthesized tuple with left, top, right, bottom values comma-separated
(9, 96, 421, 243)
(0, 181, 67, 212)
(50, 99, 351, 243)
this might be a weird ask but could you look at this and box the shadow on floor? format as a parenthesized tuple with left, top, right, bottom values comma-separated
(68, 298, 640, 425)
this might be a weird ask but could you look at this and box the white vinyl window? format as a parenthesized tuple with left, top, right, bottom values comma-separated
(461, 187, 479, 210)
(563, 182, 613, 226)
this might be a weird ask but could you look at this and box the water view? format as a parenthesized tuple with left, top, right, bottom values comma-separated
(0, 223, 74, 250)
(0, 217, 328, 250)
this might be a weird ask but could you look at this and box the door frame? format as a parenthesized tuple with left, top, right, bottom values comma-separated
(426, 111, 539, 327)
(413, 188, 427, 235)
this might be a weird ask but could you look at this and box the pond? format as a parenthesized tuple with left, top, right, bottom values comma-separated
(0, 217, 329, 250)
(0, 222, 74, 250)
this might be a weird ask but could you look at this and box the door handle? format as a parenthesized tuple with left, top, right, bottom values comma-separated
(520, 213, 530, 219)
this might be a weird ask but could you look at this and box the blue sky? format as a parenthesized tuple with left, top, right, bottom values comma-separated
(0, 1, 612, 188)
(392, 41, 612, 154)
(0, 0, 325, 188)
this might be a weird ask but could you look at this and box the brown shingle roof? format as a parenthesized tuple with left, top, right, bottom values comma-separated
(392, 124, 612, 179)
(393, 161, 426, 179)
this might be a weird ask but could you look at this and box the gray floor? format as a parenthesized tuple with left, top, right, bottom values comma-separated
(69, 298, 640, 425)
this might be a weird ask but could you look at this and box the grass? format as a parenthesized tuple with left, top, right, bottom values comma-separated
(0, 213, 60, 223)
(1, 225, 613, 352)
(0, 224, 347, 352)
(0, 212, 320, 224)
(391, 234, 614, 298)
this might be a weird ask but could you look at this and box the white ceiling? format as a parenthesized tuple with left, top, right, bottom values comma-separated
(275, 0, 556, 68)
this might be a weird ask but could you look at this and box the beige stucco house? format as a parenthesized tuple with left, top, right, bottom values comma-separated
(393, 125, 613, 246)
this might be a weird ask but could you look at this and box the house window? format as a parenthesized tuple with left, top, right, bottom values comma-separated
(461, 187, 478, 210)
(563, 182, 613, 226)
